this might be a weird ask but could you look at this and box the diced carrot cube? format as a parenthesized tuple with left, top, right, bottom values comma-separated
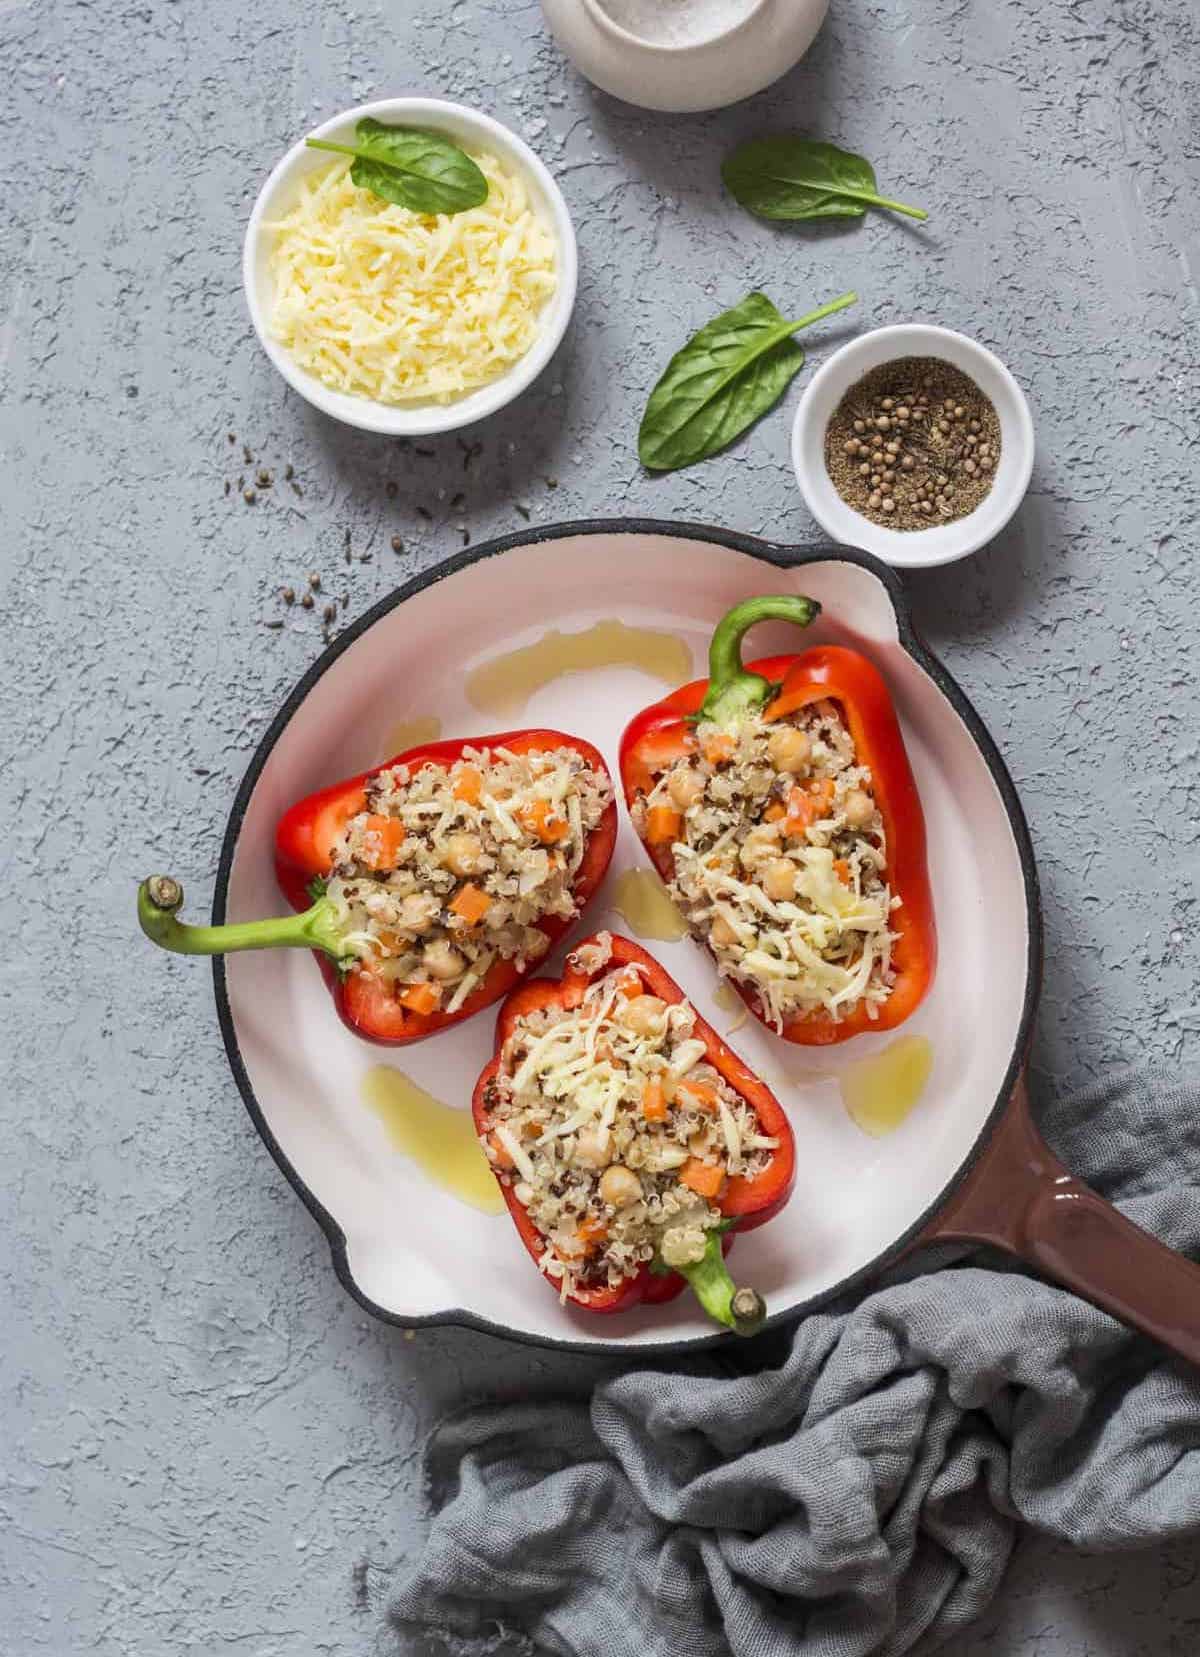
(702, 732, 736, 766)
(764, 801, 787, 823)
(488, 1131, 515, 1170)
(398, 981, 440, 1016)
(833, 858, 852, 886)
(450, 883, 492, 925)
(518, 798, 570, 843)
(453, 766, 482, 804)
(359, 814, 406, 870)
(680, 1158, 725, 1199)
(642, 1077, 668, 1122)
(677, 1080, 719, 1114)
(645, 805, 683, 844)
(617, 970, 644, 999)
(577, 1216, 608, 1249)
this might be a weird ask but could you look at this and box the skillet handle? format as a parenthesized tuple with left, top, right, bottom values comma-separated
(919, 1071, 1200, 1369)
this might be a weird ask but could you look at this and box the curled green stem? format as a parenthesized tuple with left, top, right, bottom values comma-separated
(699, 594, 821, 724)
(137, 876, 350, 963)
(665, 1230, 767, 1337)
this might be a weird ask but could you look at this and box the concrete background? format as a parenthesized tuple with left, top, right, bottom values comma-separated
(3, 0, 1199, 1651)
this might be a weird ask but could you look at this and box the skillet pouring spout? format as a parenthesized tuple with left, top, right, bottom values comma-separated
(919, 1071, 1200, 1369)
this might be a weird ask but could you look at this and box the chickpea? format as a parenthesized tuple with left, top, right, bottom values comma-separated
(768, 725, 810, 774)
(422, 939, 465, 981)
(397, 893, 438, 935)
(667, 768, 704, 811)
(599, 1164, 641, 1208)
(739, 822, 780, 868)
(573, 1124, 611, 1170)
(443, 831, 484, 876)
(620, 994, 667, 1035)
(842, 789, 874, 829)
(710, 913, 739, 949)
(763, 858, 797, 902)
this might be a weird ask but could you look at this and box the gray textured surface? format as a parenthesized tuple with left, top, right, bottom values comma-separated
(2, 0, 1198, 1652)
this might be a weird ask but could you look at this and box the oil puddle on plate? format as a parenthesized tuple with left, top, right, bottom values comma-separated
(838, 1036, 933, 1138)
(378, 715, 442, 763)
(466, 619, 692, 721)
(362, 1066, 504, 1215)
(711, 980, 749, 1033)
(608, 867, 689, 942)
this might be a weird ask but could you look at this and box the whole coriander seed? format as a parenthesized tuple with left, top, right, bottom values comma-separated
(243, 488, 256, 504)
(391, 535, 404, 552)
(308, 572, 321, 590)
(282, 586, 295, 605)
(323, 603, 336, 623)
(301, 592, 314, 610)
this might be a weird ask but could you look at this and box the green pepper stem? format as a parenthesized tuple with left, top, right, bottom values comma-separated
(137, 876, 349, 963)
(670, 1230, 767, 1337)
(699, 594, 821, 723)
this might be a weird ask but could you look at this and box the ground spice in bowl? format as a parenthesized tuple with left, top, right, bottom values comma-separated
(824, 357, 1001, 532)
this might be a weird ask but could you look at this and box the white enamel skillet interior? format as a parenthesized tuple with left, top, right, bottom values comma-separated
(213, 522, 1040, 1353)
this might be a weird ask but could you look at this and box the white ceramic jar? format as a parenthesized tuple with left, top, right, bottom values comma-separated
(539, 0, 829, 113)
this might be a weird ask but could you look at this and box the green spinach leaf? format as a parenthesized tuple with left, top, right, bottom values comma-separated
(638, 290, 856, 473)
(306, 119, 489, 215)
(722, 137, 926, 224)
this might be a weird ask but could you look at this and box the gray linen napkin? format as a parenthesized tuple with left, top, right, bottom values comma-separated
(388, 1068, 1200, 1656)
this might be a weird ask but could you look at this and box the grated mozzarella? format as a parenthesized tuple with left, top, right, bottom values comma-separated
(266, 149, 559, 406)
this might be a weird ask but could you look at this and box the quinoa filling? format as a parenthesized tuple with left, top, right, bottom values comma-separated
(631, 702, 899, 1030)
(324, 744, 611, 1014)
(480, 937, 779, 1302)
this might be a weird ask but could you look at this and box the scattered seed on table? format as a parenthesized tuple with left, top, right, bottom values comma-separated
(323, 603, 336, 623)
(257, 469, 272, 488)
(301, 592, 314, 610)
(282, 587, 295, 605)
(391, 535, 404, 552)
(461, 527, 471, 546)
(243, 488, 256, 504)
(265, 619, 283, 630)
(415, 445, 435, 458)
(417, 505, 432, 521)
(360, 551, 373, 563)
(308, 572, 321, 590)
(227, 432, 236, 444)
(544, 475, 558, 489)
(514, 503, 530, 521)
(243, 445, 253, 465)
(284, 463, 294, 480)
(224, 480, 230, 496)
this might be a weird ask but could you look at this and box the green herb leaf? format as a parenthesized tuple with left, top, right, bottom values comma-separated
(306, 119, 489, 216)
(722, 137, 927, 224)
(637, 290, 857, 473)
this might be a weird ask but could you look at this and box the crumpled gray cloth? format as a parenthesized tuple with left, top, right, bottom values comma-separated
(388, 1069, 1200, 1656)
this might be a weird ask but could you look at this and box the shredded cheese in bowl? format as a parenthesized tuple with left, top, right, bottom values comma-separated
(265, 148, 559, 406)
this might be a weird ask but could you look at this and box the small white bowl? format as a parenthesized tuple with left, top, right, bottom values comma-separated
(243, 98, 578, 437)
(792, 325, 1035, 570)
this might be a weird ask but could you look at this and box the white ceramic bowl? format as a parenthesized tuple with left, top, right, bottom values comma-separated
(539, 0, 828, 113)
(792, 325, 1035, 571)
(243, 99, 578, 437)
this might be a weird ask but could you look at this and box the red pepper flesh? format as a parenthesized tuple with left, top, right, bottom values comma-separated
(620, 605, 936, 1046)
(139, 729, 617, 1047)
(473, 933, 795, 1326)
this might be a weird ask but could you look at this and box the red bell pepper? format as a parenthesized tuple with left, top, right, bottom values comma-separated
(138, 729, 618, 1044)
(620, 597, 936, 1046)
(473, 933, 795, 1334)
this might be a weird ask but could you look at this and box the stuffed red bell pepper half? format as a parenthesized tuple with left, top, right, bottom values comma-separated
(620, 597, 936, 1046)
(474, 932, 795, 1334)
(138, 730, 617, 1043)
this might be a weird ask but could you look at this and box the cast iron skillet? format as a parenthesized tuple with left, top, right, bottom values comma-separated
(211, 520, 1200, 1360)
